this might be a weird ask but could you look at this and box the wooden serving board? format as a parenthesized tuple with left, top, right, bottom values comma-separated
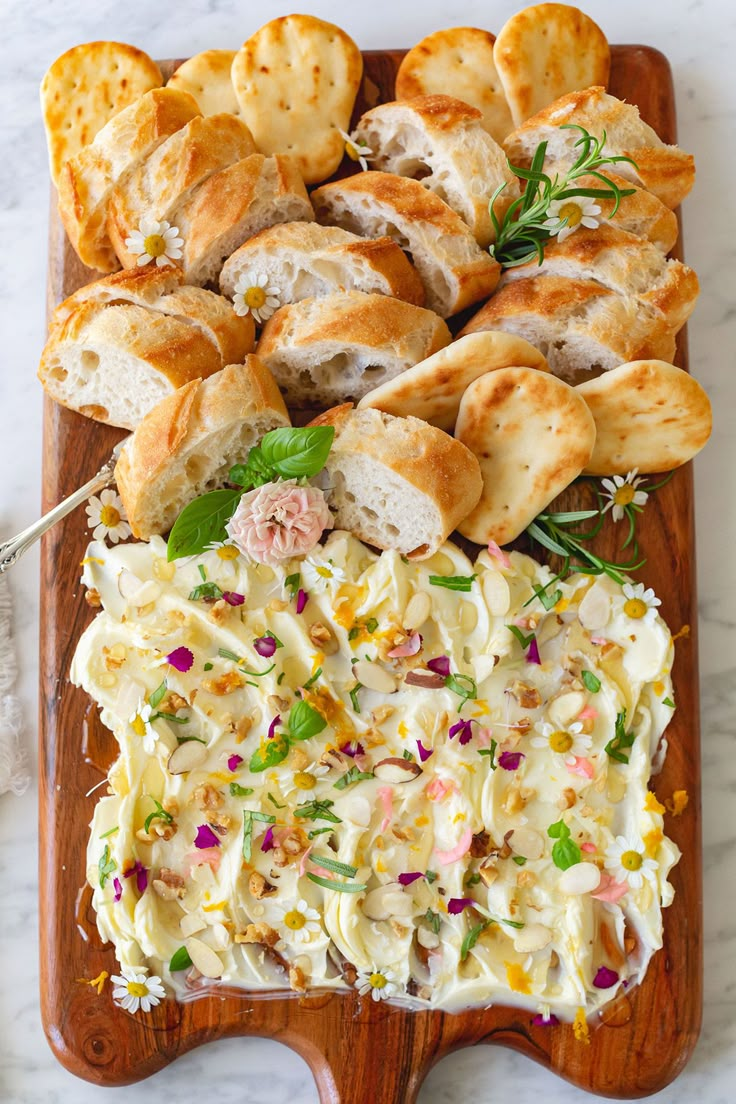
(39, 46, 702, 1101)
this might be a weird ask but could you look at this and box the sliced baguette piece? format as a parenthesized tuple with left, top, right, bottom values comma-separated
(311, 172, 500, 317)
(57, 87, 201, 272)
(172, 153, 314, 287)
(504, 87, 695, 209)
(38, 300, 225, 430)
(48, 265, 255, 365)
(456, 367, 596, 545)
(107, 113, 257, 267)
(459, 276, 676, 382)
(352, 95, 519, 247)
(573, 172, 678, 253)
(576, 360, 712, 475)
(167, 50, 240, 116)
(500, 223, 699, 332)
(219, 222, 424, 306)
(257, 291, 451, 407)
(359, 331, 548, 430)
(394, 28, 514, 144)
(308, 404, 482, 559)
(115, 357, 291, 538)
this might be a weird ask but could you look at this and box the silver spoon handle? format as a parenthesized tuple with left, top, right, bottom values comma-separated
(0, 439, 128, 573)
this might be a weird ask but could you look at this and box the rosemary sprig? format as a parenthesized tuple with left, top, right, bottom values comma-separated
(489, 125, 637, 268)
(526, 501, 645, 585)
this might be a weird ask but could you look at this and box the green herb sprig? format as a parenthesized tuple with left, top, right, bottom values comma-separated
(527, 507, 644, 585)
(489, 125, 637, 268)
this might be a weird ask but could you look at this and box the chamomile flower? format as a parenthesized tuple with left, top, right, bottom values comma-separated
(281, 761, 330, 797)
(196, 540, 242, 580)
(601, 470, 649, 522)
(111, 968, 166, 1013)
(232, 271, 281, 324)
(339, 129, 374, 171)
(605, 835, 658, 890)
(129, 700, 157, 754)
(621, 582, 661, 623)
(356, 966, 400, 1002)
(275, 898, 321, 943)
(302, 556, 347, 592)
(124, 217, 183, 267)
(85, 489, 131, 545)
(544, 197, 601, 242)
(531, 720, 592, 765)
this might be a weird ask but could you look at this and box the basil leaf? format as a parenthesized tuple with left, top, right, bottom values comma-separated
(249, 734, 290, 773)
(229, 782, 254, 797)
(506, 624, 536, 649)
(169, 946, 193, 972)
(293, 799, 341, 823)
(444, 673, 477, 711)
(167, 489, 242, 561)
(530, 582, 563, 611)
(333, 767, 374, 790)
(189, 581, 224, 602)
(662, 696, 675, 708)
(605, 709, 635, 764)
(479, 738, 498, 769)
(308, 826, 334, 840)
(149, 679, 167, 709)
(260, 426, 335, 478)
(289, 699, 327, 742)
(425, 909, 441, 935)
(429, 574, 477, 592)
(98, 844, 117, 889)
(461, 920, 491, 961)
(242, 810, 276, 862)
(551, 837, 581, 870)
(581, 669, 601, 693)
(547, 818, 569, 840)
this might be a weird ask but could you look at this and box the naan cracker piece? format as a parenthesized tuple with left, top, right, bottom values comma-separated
(232, 14, 363, 185)
(576, 360, 712, 475)
(494, 4, 610, 126)
(167, 50, 240, 116)
(395, 27, 514, 144)
(358, 331, 548, 431)
(41, 41, 162, 185)
(456, 366, 596, 545)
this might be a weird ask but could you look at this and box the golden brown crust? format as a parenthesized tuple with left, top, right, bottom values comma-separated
(340, 238, 425, 306)
(460, 275, 610, 334)
(154, 286, 255, 366)
(622, 147, 696, 211)
(314, 170, 469, 235)
(363, 93, 483, 133)
(577, 173, 678, 253)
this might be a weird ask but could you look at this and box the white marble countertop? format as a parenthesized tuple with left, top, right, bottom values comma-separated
(1, 1, 734, 1100)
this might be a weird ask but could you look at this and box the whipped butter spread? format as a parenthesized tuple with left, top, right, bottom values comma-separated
(73, 531, 679, 1017)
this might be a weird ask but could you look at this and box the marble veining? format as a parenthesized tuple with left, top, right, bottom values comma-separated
(0, 1, 734, 1100)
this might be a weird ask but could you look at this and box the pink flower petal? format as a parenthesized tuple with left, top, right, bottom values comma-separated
(226, 480, 333, 565)
(299, 844, 314, 877)
(591, 873, 629, 903)
(268, 714, 282, 740)
(447, 897, 476, 914)
(185, 847, 221, 874)
(166, 646, 194, 672)
(475, 727, 493, 748)
(254, 635, 277, 657)
(227, 754, 243, 772)
(578, 705, 598, 720)
(581, 841, 597, 853)
(487, 541, 511, 568)
(113, 877, 123, 903)
(593, 965, 620, 989)
(526, 638, 541, 665)
(498, 750, 525, 771)
(387, 632, 422, 658)
(425, 776, 455, 801)
(194, 824, 220, 849)
(435, 827, 473, 865)
(533, 1013, 559, 1026)
(416, 739, 433, 762)
(377, 786, 393, 832)
(398, 872, 424, 886)
(123, 860, 148, 894)
(260, 826, 275, 853)
(427, 655, 450, 678)
(339, 740, 365, 758)
(449, 718, 475, 745)
(567, 756, 595, 779)
(296, 589, 308, 614)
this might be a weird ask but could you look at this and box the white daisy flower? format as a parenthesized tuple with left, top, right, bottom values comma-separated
(605, 835, 658, 890)
(531, 720, 592, 765)
(129, 700, 157, 754)
(111, 968, 166, 1013)
(85, 489, 131, 545)
(356, 965, 400, 1002)
(601, 470, 649, 522)
(339, 129, 375, 172)
(124, 217, 183, 267)
(195, 540, 242, 580)
(302, 556, 347, 592)
(275, 898, 321, 943)
(622, 582, 661, 623)
(281, 760, 330, 797)
(544, 197, 601, 242)
(232, 271, 281, 324)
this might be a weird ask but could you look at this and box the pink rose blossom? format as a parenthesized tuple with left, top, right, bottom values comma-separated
(226, 479, 333, 565)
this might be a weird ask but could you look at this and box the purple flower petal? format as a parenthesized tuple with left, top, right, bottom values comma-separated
(526, 637, 541, 665)
(532, 1013, 560, 1026)
(222, 591, 245, 607)
(447, 897, 476, 915)
(166, 646, 194, 672)
(113, 877, 123, 903)
(339, 740, 365, 758)
(449, 719, 475, 745)
(398, 872, 424, 886)
(498, 750, 525, 771)
(260, 826, 275, 853)
(123, 860, 148, 894)
(416, 739, 434, 763)
(296, 588, 308, 614)
(194, 824, 221, 849)
(228, 754, 243, 772)
(427, 655, 450, 678)
(593, 965, 620, 989)
(268, 714, 282, 740)
(254, 635, 277, 658)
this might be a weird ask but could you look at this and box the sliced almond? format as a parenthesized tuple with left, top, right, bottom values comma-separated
(180, 913, 206, 937)
(513, 923, 553, 953)
(117, 569, 143, 599)
(353, 660, 397, 694)
(509, 826, 545, 861)
(373, 757, 422, 783)
(167, 740, 208, 775)
(482, 570, 511, 616)
(185, 936, 223, 978)
(405, 669, 445, 689)
(417, 926, 440, 950)
(578, 584, 611, 631)
(548, 690, 587, 727)
(362, 883, 415, 921)
(404, 591, 431, 630)
(558, 862, 601, 895)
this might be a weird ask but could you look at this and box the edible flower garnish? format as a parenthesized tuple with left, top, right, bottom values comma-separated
(416, 739, 433, 763)
(164, 646, 194, 672)
(113, 877, 123, 903)
(356, 966, 399, 1002)
(222, 590, 245, 606)
(111, 968, 166, 1013)
(227, 754, 243, 772)
(543, 195, 601, 242)
(532, 1012, 560, 1026)
(276, 898, 321, 941)
(526, 637, 541, 665)
(253, 633, 280, 657)
(302, 556, 347, 592)
(498, 750, 525, 771)
(527, 500, 647, 584)
(125, 217, 183, 267)
(427, 655, 451, 678)
(260, 825, 275, 852)
(231, 270, 281, 324)
(435, 826, 473, 865)
(387, 632, 422, 658)
(448, 718, 475, 746)
(76, 970, 109, 995)
(296, 588, 309, 614)
(339, 129, 375, 171)
(227, 481, 333, 565)
(593, 965, 620, 989)
(601, 469, 649, 523)
(532, 721, 591, 766)
(123, 860, 148, 894)
(129, 700, 156, 754)
(605, 836, 657, 889)
(622, 582, 661, 622)
(85, 489, 131, 545)
(487, 540, 511, 568)
(194, 824, 221, 850)
(447, 897, 476, 915)
(397, 872, 425, 887)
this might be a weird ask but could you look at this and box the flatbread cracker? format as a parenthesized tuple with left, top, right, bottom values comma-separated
(41, 41, 162, 186)
(456, 366, 596, 545)
(167, 50, 240, 116)
(358, 331, 548, 430)
(494, 4, 610, 126)
(231, 15, 363, 185)
(395, 27, 514, 145)
(576, 360, 712, 475)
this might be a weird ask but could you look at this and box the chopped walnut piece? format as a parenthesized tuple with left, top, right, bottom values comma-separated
(478, 860, 498, 887)
(470, 831, 491, 858)
(249, 872, 277, 899)
(558, 787, 577, 810)
(85, 588, 102, 608)
(152, 867, 186, 900)
(268, 599, 288, 612)
(549, 950, 560, 969)
(289, 964, 308, 992)
(268, 694, 291, 713)
(205, 810, 232, 833)
(370, 706, 395, 726)
(308, 621, 338, 654)
(502, 786, 527, 815)
(517, 869, 537, 888)
(202, 671, 244, 695)
(289, 746, 309, 771)
(361, 727, 386, 749)
(152, 820, 178, 841)
(208, 599, 233, 624)
(391, 825, 415, 843)
(193, 784, 223, 810)
(235, 716, 252, 743)
(235, 922, 280, 947)
(272, 829, 307, 866)
(161, 691, 188, 713)
(319, 747, 350, 772)
(510, 717, 532, 735)
(507, 680, 542, 710)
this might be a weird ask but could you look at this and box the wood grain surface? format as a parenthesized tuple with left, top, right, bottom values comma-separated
(39, 46, 702, 1101)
